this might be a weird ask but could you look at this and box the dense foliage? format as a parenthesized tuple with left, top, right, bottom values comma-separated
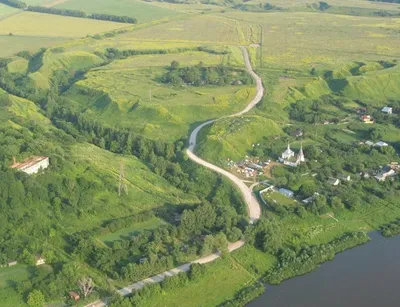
(0, 0, 26, 9)
(162, 61, 253, 86)
(381, 219, 400, 237)
(266, 232, 369, 284)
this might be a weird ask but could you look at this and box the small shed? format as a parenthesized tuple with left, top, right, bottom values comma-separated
(69, 291, 80, 301)
(328, 178, 340, 186)
(381, 107, 393, 114)
(35, 255, 46, 266)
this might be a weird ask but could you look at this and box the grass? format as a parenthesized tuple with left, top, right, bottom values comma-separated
(0, 35, 69, 57)
(119, 14, 252, 45)
(222, 11, 400, 70)
(6, 58, 28, 74)
(64, 64, 255, 141)
(264, 191, 297, 206)
(0, 3, 19, 19)
(139, 255, 255, 307)
(99, 217, 164, 243)
(0, 265, 30, 307)
(0, 12, 127, 37)
(197, 115, 283, 164)
(29, 49, 104, 89)
(55, 0, 178, 23)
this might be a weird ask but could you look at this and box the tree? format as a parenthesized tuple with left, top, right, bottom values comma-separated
(298, 182, 316, 198)
(170, 60, 180, 69)
(77, 276, 94, 298)
(27, 290, 45, 307)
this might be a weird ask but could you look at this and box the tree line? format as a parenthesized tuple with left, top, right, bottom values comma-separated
(27, 5, 138, 24)
(0, 0, 26, 9)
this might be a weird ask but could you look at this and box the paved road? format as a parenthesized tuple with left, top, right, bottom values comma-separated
(85, 46, 264, 307)
(187, 46, 263, 222)
(86, 241, 245, 307)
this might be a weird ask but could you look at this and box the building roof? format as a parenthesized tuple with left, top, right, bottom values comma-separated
(10, 156, 48, 171)
(328, 178, 340, 185)
(278, 188, 294, 197)
(381, 107, 393, 113)
(374, 141, 388, 147)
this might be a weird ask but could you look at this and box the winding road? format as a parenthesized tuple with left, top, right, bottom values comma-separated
(85, 47, 264, 307)
(187, 46, 263, 222)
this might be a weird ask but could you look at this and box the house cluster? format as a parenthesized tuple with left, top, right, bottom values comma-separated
(357, 106, 393, 124)
(359, 140, 389, 148)
(10, 156, 49, 175)
(228, 157, 270, 178)
(374, 163, 399, 182)
(279, 143, 305, 167)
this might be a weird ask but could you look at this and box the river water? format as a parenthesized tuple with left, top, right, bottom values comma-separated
(248, 232, 400, 307)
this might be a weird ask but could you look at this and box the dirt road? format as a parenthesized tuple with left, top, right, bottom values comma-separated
(187, 46, 263, 222)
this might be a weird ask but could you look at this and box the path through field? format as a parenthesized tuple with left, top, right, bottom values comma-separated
(85, 47, 264, 307)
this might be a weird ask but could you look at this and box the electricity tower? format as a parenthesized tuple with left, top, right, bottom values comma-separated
(118, 162, 128, 196)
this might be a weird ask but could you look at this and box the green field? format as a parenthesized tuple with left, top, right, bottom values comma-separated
(99, 218, 164, 243)
(0, 12, 127, 37)
(197, 115, 283, 164)
(0, 3, 19, 19)
(0, 265, 29, 307)
(55, 0, 178, 23)
(139, 256, 255, 307)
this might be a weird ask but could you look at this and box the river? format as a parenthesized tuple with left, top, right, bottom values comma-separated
(248, 232, 400, 307)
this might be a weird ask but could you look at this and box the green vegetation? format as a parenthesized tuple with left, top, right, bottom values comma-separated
(27, 5, 138, 24)
(55, 0, 177, 23)
(0, 0, 400, 306)
(197, 115, 283, 163)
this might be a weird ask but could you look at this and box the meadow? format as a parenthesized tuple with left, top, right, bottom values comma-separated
(197, 115, 283, 164)
(64, 61, 255, 141)
(54, 0, 179, 23)
(0, 12, 127, 37)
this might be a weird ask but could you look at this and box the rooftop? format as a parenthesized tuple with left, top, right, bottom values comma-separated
(10, 156, 48, 171)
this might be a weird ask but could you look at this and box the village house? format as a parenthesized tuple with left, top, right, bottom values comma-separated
(328, 178, 340, 186)
(355, 107, 367, 115)
(361, 115, 374, 124)
(365, 140, 374, 146)
(375, 165, 397, 182)
(374, 141, 388, 147)
(381, 107, 393, 114)
(302, 192, 320, 205)
(35, 255, 46, 266)
(291, 129, 303, 138)
(338, 174, 351, 182)
(279, 143, 305, 167)
(69, 291, 80, 301)
(10, 156, 49, 175)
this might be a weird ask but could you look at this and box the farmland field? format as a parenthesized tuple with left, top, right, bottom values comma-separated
(55, 0, 179, 22)
(0, 12, 127, 37)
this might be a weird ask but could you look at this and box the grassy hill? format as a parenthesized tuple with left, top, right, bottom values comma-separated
(197, 115, 283, 164)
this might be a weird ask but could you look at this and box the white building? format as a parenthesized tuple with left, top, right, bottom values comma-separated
(279, 143, 305, 167)
(11, 156, 49, 175)
(381, 107, 393, 114)
(328, 178, 340, 186)
(374, 141, 388, 147)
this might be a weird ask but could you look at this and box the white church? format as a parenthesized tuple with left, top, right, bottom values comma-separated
(279, 143, 305, 167)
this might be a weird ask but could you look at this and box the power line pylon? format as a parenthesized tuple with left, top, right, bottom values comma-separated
(118, 162, 128, 196)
